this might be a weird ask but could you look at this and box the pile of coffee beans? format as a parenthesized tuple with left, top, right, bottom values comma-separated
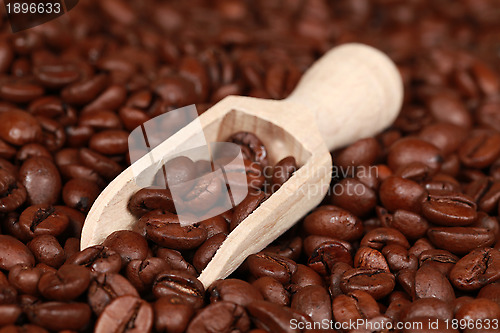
(0, 0, 499, 332)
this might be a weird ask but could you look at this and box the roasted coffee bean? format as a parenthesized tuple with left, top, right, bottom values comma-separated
(290, 285, 332, 322)
(0, 169, 27, 212)
(89, 130, 129, 156)
(0, 110, 41, 146)
(419, 122, 466, 156)
(27, 235, 65, 268)
(332, 291, 380, 325)
(62, 178, 101, 213)
(26, 302, 91, 332)
(389, 209, 429, 241)
(265, 236, 302, 262)
(16, 143, 52, 164)
(247, 300, 301, 333)
(272, 156, 297, 190)
(156, 248, 197, 276)
(125, 257, 170, 292)
(154, 295, 194, 333)
(38, 264, 90, 301)
(388, 137, 442, 172)
(303, 206, 363, 241)
(427, 227, 495, 255)
(18, 204, 69, 240)
(61, 74, 108, 105)
(88, 273, 139, 316)
(231, 190, 267, 230)
(421, 190, 477, 226)
(454, 299, 500, 333)
(360, 227, 410, 250)
(459, 130, 500, 169)
(0, 235, 35, 270)
(450, 247, 500, 291)
(0, 271, 17, 304)
(382, 244, 418, 272)
(307, 240, 353, 275)
(193, 233, 226, 272)
(415, 264, 455, 303)
(8, 264, 42, 296)
(229, 132, 268, 167)
(340, 268, 396, 300)
(186, 301, 250, 333)
(145, 218, 207, 250)
(129, 189, 175, 217)
(252, 277, 290, 306)
(153, 271, 205, 309)
(379, 176, 427, 213)
(102, 230, 149, 265)
(209, 279, 263, 307)
(247, 253, 298, 284)
(331, 178, 377, 217)
(19, 157, 61, 205)
(478, 282, 500, 306)
(94, 296, 153, 333)
(79, 148, 122, 181)
(66, 245, 122, 275)
(0, 304, 22, 327)
(334, 137, 381, 170)
(290, 264, 324, 290)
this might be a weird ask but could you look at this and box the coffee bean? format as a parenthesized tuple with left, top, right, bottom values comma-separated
(125, 257, 170, 292)
(379, 176, 427, 213)
(89, 130, 129, 155)
(0, 169, 27, 213)
(0, 110, 41, 146)
(209, 279, 263, 307)
(291, 285, 332, 322)
(18, 205, 69, 240)
(26, 302, 91, 331)
(8, 264, 42, 296)
(303, 206, 364, 241)
(19, 157, 61, 205)
(340, 268, 396, 300)
(38, 264, 90, 301)
(154, 295, 194, 333)
(102, 230, 149, 265)
(153, 271, 205, 309)
(66, 245, 122, 275)
(427, 227, 495, 255)
(88, 273, 139, 316)
(388, 138, 442, 172)
(94, 296, 153, 333)
(27, 235, 65, 268)
(247, 253, 297, 284)
(450, 247, 500, 291)
(421, 190, 477, 226)
(187, 301, 250, 333)
(252, 277, 290, 306)
(0, 235, 35, 270)
(193, 233, 226, 272)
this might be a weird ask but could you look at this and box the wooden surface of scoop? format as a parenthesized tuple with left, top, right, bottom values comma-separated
(80, 43, 403, 288)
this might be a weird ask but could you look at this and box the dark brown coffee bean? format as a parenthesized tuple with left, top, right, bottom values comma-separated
(427, 227, 495, 255)
(450, 247, 500, 291)
(421, 190, 477, 226)
(19, 157, 61, 205)
(79, 148, 122, 181)
(272, 156, 297, 190)
(334, 137, 381, 170)
(478, 282, 500, 306)
(303, 206, 363, 241)
(331, 178, 377, 217)
(16, 143, 52, 164)
(38, 264, 90, 301)
(199, 216, 229, 238)
(95, 296, 153, 333)
(154, 295, 194, 333)
(193, 233, 226, 272)
(34, 63, 80, 89)
(61, 74, 108, 105)
(145, 215, 208, 250)
(67, 245, 122, 275)
(340, 268, 396, 300)
(415, 264, 455, 303)
(102, 230, 149, 265)
(62, 178, 101, 213)
(89, 130, 129, 156)
(389, 209, 430, 241)
(426, 92, 472, 129)
(459, 130, 500, 168)
(354, 247, 390, 272)
(0, 304, 22, 327)
(153, 271, 205, 309)
(307, 240, 353, 275)
(19, 205, 69, 240)
(0, 235, 35, 270)
(246, 300, 301, 333)
(156, 248, 197, 276)
(229, 132, 269, 167)
(125, 257, 170, 293)
(0, 110, 41, 146)
(0, 271, 18, 304)
(88, 273, 139, 316)
(291, 285, 332, 322)
(26, 302, 91, 332)
(252, 277, 290, 306)
(360, 227, 410, 250)
(231, 190, 267, 230)
(83, 84, 127, 113)
(382, 244, 418, 272)
(209, 279, 263, 307)
(8, 264, 42, 296)
(187, 301, 250, 333)
(27, 235, 65, 268)
(454, 299, 500, 333)
(379, 176, 427, 213)
(290, 264, 324, 291)
(0, 82, 44, 104)
(332, 290, 380, 325)
(129, 190, 175, 218)
(247, 253, 298, 284)
(79, 110, 122, 130)
(388, 137, 442, 172)
(0, 169, 27, 212)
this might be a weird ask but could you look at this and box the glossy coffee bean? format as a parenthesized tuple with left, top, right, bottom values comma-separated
(145, 218, 208, 250)
(272, 156, 297, 190)
(66, 245, 122, 275)
(421, 190, 477, 226)
(252, 277, 290, 306)
(229, 132, 268, 167)
(0, 169, 27, 213)
(340, 268, 396, 300)
(331, 178, 377, 217)
(62, 178, 101, 213)
(379, 176, 427, 213)
(193, 233, 226, 272)
(187, 301, 250, 333)
(0, 110, 41, 146)
(19, 157, 61, 205)
(26, 302, 91, 331)
(8, 264, 42, 296)
(102, 230, 149, 265)
(427, 227, 495, 255)
(154, 295, 194, 333)
(27, 235, 65, 268)
(450, 247, 500, 291)
(247, 253, 298, 284)
(454, 299, 500, 333)
(155, 248, 197, 276)
(415, 264, 455, 303)
(290, 285, 332, 322)
(95, 296, 153, 333)
(89, 130, 129, 155)
(19, 205, 69, 240)
(38, 264, 90, 301)
(388, 137, 442, 172)
(0, 235, 35, 270)
(303, 206, 363, 241)
(88, 273, 139, 316)
(153, 271, 205, 309)
(125, 257, 170, 292)
(209, 279, 262, 307)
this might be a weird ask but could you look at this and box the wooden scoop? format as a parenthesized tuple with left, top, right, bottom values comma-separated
(81, 43, 403, 288)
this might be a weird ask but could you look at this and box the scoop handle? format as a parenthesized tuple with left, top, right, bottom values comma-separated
(286, 43, 403, 151)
